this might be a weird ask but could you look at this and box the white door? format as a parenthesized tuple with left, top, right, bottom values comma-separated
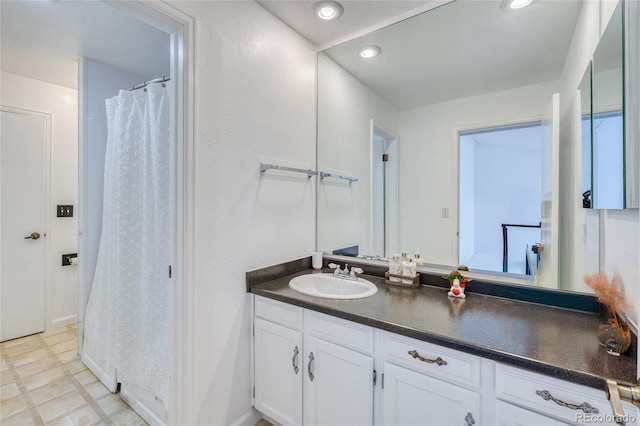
(254, 318, 303, 426)
(1, 107, 48, 342)
(304, 335, 374, 426)
(382, 362, 480, 426)
(536, 93, 560, 288)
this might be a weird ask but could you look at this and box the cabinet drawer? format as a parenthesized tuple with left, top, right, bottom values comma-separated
(255, 296, 303, 330)
(495, 363, 638, 425)
(495, 400, 568, 426)
(304, 310, 374, 355)
(382, 332, 481, 388)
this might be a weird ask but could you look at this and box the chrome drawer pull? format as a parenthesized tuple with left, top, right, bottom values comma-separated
(536, 390, 600, 413)
(308, 352, 315, 381)
(408, 350, 447, 366)
(465, 412, 475, 426)
(292, 346, 299, 374)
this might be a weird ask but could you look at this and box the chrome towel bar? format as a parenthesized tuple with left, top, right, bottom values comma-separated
(259, 162, 359, 183)
(319, 171, 358, 183)
(260, 162, 317, 178)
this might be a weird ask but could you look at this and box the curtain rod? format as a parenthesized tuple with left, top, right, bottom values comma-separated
(128, 76, 170, 91)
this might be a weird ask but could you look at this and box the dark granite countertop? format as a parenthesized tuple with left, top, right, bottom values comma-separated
(249, 266, 637, 390)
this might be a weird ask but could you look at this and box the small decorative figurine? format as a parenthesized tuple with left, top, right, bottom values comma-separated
(444, 266, 472, 299)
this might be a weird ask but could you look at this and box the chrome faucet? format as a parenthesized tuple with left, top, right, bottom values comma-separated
(328, 263, 363, 281)
(606, 379, 640, 425)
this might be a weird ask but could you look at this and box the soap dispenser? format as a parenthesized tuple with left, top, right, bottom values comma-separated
(388, 254, 402, 282)
(401, 257, 417, 285)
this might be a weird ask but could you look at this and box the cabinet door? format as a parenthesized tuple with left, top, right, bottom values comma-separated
(304, 335, 374, 426)
(254, 318, 303, 426)
(495, 401, 569, 426)
(383, 362, 480, 426)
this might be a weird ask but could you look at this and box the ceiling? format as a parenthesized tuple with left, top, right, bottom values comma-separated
(322, 0, 584, 110)
(1, 0, 583, 107)
(1, 0, 432, 90)
(0, 0, 170, 90)
(257, 0, 434, 48)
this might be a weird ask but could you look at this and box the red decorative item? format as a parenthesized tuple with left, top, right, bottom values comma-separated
(444, 268, 472, 299)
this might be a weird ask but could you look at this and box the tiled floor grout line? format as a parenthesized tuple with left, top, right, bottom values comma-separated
(60, 324, 115, 425)
(2, 327, 147, 426)
(38, 330, 116, 425)
(1, 341, 45, 425)
(63, 369, 112, 424)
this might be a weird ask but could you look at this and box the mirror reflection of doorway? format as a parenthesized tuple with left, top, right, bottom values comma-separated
(371, 123, 397, 258)
(592, 111, 624, 208)
(458, 122, 542, 275)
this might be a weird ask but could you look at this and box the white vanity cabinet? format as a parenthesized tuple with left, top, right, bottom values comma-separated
(303, 309, 375, 425)
(254, 296, 375, 426)
(495, 400, 569, 425)
(253, 294, 632, 426)
(380, 332, 481, 426)
(254, 298, 304, 426)
(495, 363, 638, 426)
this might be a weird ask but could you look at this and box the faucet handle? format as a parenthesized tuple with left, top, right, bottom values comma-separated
(328, 263, 340, 269)
(351, 267, 363, 276)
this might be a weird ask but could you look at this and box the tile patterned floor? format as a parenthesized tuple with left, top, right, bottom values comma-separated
(0, 325, 147, 425)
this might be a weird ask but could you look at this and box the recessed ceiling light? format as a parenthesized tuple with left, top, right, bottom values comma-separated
(359, 45, 382, 59)
(501, 0, 534, 11)
(313, 1, 344, 21)
(510, 0, 533, 9)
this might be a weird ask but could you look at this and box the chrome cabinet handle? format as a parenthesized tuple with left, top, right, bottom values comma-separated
(292, 346, 299, 374)
(408, 350, 447, 366)
(465, 412, 475, 426)
(308, 352, 315, 381)
(536, 390, 600, 413)
(24, 232, 41, 240)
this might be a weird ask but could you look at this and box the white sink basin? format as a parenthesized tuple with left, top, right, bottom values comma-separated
(289, 274, 378, 300)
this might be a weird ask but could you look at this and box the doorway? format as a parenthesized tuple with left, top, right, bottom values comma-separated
(0, 0, 194, 423)
(75, 2, 193, 425)
(371, 121, 398, 258)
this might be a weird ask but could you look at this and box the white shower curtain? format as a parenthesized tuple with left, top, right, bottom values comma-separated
(83, 83, 171, 407)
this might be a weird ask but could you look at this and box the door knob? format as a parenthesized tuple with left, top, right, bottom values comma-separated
(24, 232, 41, 240)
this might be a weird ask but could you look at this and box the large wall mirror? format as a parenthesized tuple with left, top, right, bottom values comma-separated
(583, 0, 626, 209)
(317, 0, 626, 293)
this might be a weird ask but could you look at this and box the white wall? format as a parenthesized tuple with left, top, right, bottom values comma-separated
(317, 52, 398, 256)
(0, 71, 78, 328)
(397, 80, 559, 266)
(458, 137, 475, 263)
(164, 1, 317, 424)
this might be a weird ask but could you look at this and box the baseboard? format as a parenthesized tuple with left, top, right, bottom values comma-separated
(230, 408, 261, 426)
(120, 383, 167, 426)
(80, 346, 117, 392)
(49, 314, 77, 329)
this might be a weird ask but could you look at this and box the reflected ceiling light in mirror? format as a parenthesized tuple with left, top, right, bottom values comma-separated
(313, 1, 344, 21)
(359, 45, 382, 59)
(501, 0, 534, 11)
